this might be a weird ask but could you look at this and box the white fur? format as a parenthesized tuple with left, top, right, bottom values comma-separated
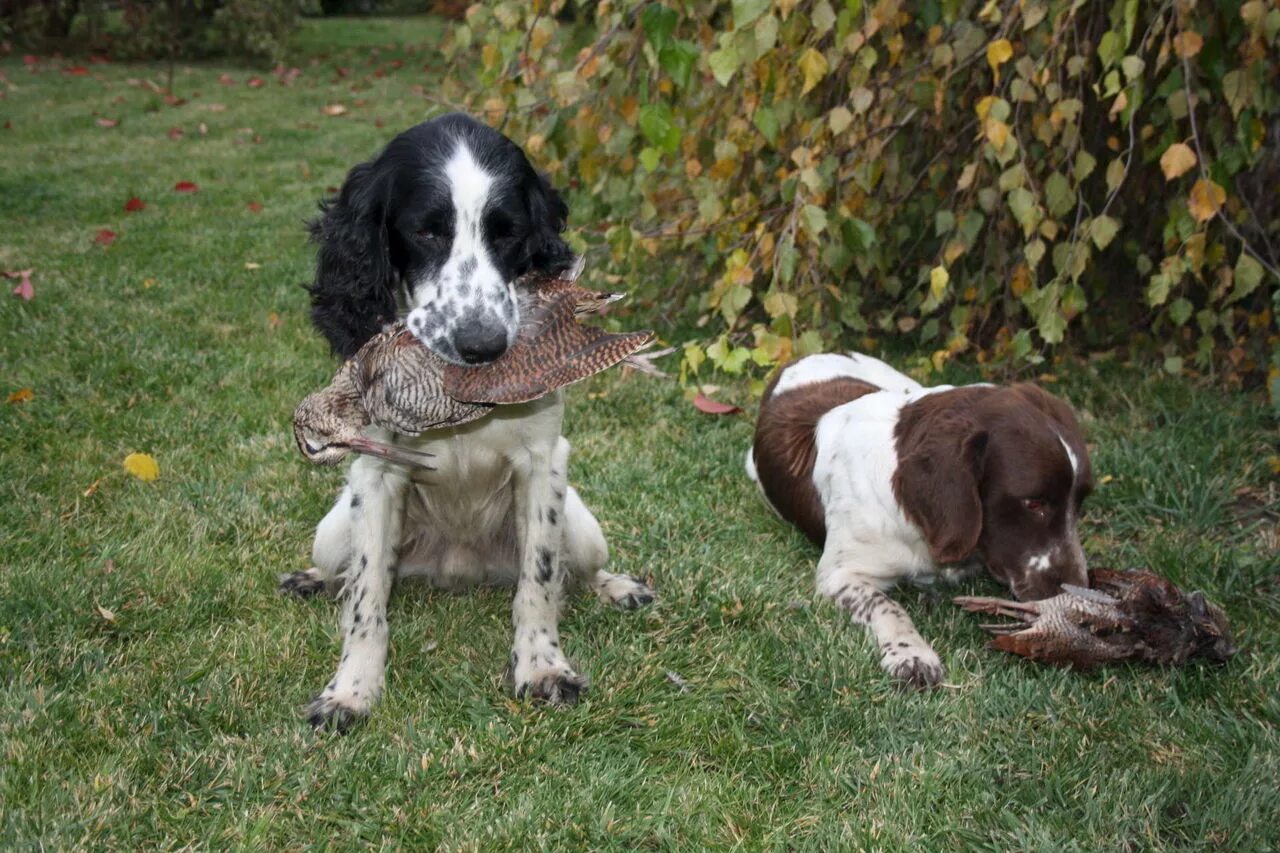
(298, 392, 652, 727)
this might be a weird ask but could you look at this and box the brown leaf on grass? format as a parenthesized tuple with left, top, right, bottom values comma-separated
(173, 181, 198, 193)
(322, 103, 348, 116)
(217, 73, 235, 85)
(167, 127, 184, 139)
(95, 603, 117, 623)
(247, 76, 264, 88)
(83, 478, 101, 497)
(247, 201, 263, 213)
(96, 117, 118, 128)
(267, 311, 282, 329)
(94, 229, 116, 245)
(691, 393, 742, 415)
(8, 387, 33, 404)
(5, 268, 34, 301)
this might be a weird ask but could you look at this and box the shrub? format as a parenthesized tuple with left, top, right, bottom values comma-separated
(443, 0, 1279, 400)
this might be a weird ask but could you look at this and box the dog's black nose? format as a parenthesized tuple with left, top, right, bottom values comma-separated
(454, 318, 509, 365)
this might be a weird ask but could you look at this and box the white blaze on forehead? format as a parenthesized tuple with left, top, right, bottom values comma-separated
(1056, 431, 1079, 479)
(442, 141, 499, 271)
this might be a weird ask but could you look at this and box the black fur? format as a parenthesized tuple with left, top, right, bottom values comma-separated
(307, 113, 575, 358)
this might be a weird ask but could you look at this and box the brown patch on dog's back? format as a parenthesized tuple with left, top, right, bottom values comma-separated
(752, 372, 879, 545)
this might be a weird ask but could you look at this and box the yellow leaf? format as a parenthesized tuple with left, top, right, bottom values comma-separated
(481, 43, 501, 71)
(7, 387, 33, 404)
(1172, 30, 1203, 59)
(929, 265, 950, 301)
(798, 48, 829, 96)
(986, 39, 1013, 81)
(985, 118, 1009, 148)
(1108, 89, 1128, 121)
(1159, 142, 1197, 181)
(1187, 178, 1226, 223)
(1010, 262, 1032, 296)
(974, 95, 995, 121)
(123, 452, 160, 482)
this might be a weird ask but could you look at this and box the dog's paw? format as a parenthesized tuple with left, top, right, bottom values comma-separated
(513, 660, 587, 706)
(593, 572, 656, 610)
(882, 646, 945, 690)
(305, 690, 372, 733)
(279, 567, 327, 599)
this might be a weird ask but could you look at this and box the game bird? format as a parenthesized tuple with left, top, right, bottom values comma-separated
(954, 568, 1236, 669)
(293, 261, 655, 469)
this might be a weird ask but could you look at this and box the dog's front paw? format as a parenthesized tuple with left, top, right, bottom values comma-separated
(594, 572, 656, 610)
(513, 658, 587, 706)
(882, 645, 945, 689)
(279, 567, 327, 599)
(305, 690, 373, 733)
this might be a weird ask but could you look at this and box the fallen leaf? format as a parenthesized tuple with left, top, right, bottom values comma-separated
(95, 603, 117, 623)
(691, 393, 742, 415)
(267, 311, 282, 329)
(1159, 142, 1197, 181)
(1188, 178, 1225, 223)
(66, 65, 88, 75)
(94, 229, 116, 245)
(7, 387, 33, 404)
(197, 122, 208, 136)
(142, 278, 157, 288)
(247, 76, 264, 88)
(322, 103, 348, 116)
(124, 196, 145, 212)
(163, 94, 186, 106)
(244, 262, 261, 270)
(247, 201, 263, 213)
(123, 452, 159, 482)
(83, 478, 101, 497)
(173, 181, 198, 193)
(217, 73, 235, 85)
(96, 117, 118, 128)
(167, 127, 184, 139)
(5, 268, 34, 301)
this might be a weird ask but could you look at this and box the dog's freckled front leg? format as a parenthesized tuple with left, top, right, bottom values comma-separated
(306, 454, 407, 731)
(509, 442, 584, 704)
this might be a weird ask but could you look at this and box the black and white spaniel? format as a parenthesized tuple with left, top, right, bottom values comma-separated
(282, 113, 654, 731)
(747, 353, 1093, 688)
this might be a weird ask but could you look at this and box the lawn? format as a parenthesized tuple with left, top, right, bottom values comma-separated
(2, 15, 1278, 850)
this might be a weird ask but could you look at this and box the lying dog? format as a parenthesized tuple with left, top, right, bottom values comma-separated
(747, 353, 1093, 687)
(281, 114, 654, 731)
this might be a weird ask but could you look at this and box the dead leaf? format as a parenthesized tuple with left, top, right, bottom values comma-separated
(96, 117, 118, 128)
(691, 393, 742, 415)
(66, 65, 88, 75)
(83, 478, 101, 497)
(7, 387, 33, 404)
(123, 452, 160, 481)
(124, 196, 145, 212)
(173, 181, 198, 193)
(95, 603, 117, 623)
(167, 127, 184, 140)
(94, 229, 116, 245)
(247, 201, 263, 213)
(267, 311, 282, 329)
(1159, 143, 1197, 181)
(244, 262, 261, 270)
(1188, 178, 1226, 223)
(247, 76, 264, 88)
(218, 73, 235, 85)
(322, 103, 348, 116)
(5, 268, 34, 301)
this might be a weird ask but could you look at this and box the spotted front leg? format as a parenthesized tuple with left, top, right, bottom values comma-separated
(509, 438, 585, 704)
(818, 554, 945, 689)
(306, 455, 408, 731)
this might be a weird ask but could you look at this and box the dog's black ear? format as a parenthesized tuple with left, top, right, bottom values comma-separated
(525, 170, 575, 275)
(308, 160, 395, 358)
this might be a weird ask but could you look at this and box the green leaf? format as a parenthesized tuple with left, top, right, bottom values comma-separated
(845, 217, 876, 250)
(1230, 253, 1266, 304)
(800, 204, 828, 238)
(720, 282, 753, 325)
(708, 46, 741, 86)
(659, 40, 699, 89)
(1006, 187, 1040, 237)
(731, 0, 770, 29)
(1074, 150, 1097, 182)
(640, 4, 678, 50)
(1044, 171, 1075, 218)
(1090, 215, 1120, 250)
(638, 103, 681, 153)
(1163, 355, 1184, 375)
(811, 0, 836, 34)
(1168, 297, 1193, 326)
(752, 105, 779, 145)
(639, 147, 662, 172)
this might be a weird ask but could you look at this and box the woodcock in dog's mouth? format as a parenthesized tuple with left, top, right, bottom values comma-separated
(954, 568, 1236, 669)
(293, 258, 655, 469)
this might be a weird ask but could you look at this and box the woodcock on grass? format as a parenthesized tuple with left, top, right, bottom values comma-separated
(954, 568, 1237, 669)
(293, 258, 656, 469)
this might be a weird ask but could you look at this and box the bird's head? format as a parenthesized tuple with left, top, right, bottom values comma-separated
(1187, 591, 1238, 663)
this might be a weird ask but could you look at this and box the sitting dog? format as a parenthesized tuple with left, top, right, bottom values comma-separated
(746, 353, 1093, 687)
(281, 113, 654, 731)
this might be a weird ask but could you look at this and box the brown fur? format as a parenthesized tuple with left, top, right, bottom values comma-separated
(752, 373, 879, 545)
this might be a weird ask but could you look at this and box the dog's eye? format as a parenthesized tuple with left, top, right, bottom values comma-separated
(1022, 498, 1047, 513)
(416, 224, 446, 241)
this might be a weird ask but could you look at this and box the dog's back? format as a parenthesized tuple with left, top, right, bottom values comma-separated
(747, 353, 918, 545)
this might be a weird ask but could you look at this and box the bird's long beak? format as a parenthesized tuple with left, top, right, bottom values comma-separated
(344, 436, 436, 470)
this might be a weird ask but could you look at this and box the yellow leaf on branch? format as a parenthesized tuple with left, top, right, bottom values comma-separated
(986, 39, 1013, 81)
(123, 452, 160, 482)
(1187, 178, 1226, 223)
(798, 48, 828, 95)
(1159, 142, 1197, 181)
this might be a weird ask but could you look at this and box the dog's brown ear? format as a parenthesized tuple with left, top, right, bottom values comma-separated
(893, 422, 988, 564)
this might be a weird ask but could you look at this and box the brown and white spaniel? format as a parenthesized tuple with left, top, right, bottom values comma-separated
(746, 353, 1093, 687)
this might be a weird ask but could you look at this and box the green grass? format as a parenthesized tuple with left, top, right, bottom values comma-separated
(2, 17, 1279, 850)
